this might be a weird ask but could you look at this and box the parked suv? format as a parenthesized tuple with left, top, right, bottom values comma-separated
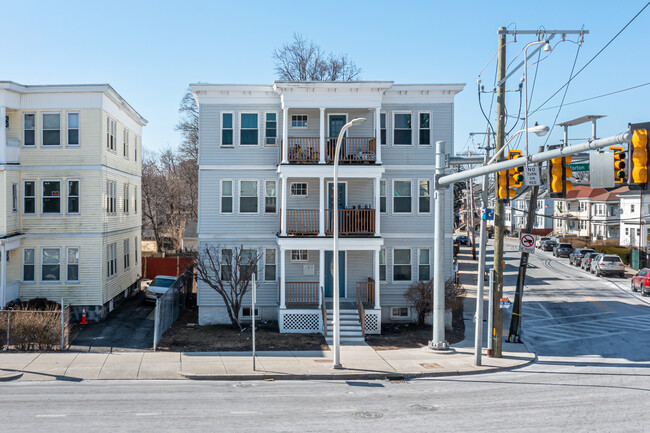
(631, 268, 650, 296)
(591, 254, 625, 278)
(569, 248, 595, 266)
(554, 243, 574, 258)
(581, 252, 599, 270)
(541, 240, 557, 252)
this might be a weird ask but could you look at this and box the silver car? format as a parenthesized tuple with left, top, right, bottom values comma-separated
(592, 254, 625, 278)
(144, 275, 177, 302)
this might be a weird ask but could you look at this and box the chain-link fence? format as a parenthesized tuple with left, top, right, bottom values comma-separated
(152, 269, 195, 350)
(0, 303, 70, 351)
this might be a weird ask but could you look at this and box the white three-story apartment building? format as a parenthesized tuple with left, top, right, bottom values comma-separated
(191, 81, 462, 337)
(0, 82, 146, 320)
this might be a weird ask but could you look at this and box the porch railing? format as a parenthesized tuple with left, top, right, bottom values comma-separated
(356, 278, 375, 308)
(325, 209, 375, 235)
(326, 137, 376, 163)
(320, 285, 327, 337)
(287, 209, 320, 235)
(356, 284, 366, 338)
(286, 282, 319, 306)
(282, 138, 320, 163)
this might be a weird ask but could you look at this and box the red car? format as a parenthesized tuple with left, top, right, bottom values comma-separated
(631, 268, 650, 296)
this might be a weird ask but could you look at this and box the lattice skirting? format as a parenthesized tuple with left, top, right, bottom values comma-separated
(279, 309, 323, 334)
(364, 309, 381, 334)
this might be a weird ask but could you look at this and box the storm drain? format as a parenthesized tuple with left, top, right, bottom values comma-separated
(385, 376, 409, 384)
(354, 411, 384, 419)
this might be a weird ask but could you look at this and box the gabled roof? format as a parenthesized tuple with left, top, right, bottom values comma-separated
(591, 186, 629, 202)
(564, 185, 606, 199)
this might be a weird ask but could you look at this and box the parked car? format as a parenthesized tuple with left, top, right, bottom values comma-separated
(541, 240, 557, 252)
(569, 248, 595, 266)
(455, 235, 469, 246)
(588, 253, 604, 273)
(631, 268, 650, 296)
(554, 243, 574, 258)
(144, 275, 178, 302)
(581, 252, 599, 270)
(591, 254, 625, 278)
(536, 237, 550, 249)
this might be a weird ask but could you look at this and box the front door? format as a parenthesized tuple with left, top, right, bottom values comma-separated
(324, 250, 345, 297)
(327, 182, 346, 233)
(329, 115, 347, 139)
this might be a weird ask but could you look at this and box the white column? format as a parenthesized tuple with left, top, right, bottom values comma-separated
(374, 177, 381, 236)
(280, 176, 287, 236)
(282, 107, 289, 164)
(0, 106, 6, 165)
(0, 244, 6, 307)
(319, 176, 325, 236)
(280, 248, 286, 309)
(373, 248, 380, 310)
(374, 108, 382, 164)
(319, 249, 325, 307)
(319, 108, 326, 163)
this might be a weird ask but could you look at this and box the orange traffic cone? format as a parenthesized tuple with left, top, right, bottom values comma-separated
(80, 308, 88, 325)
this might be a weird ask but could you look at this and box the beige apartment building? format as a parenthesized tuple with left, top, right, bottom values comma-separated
(0, 82, 146, 320)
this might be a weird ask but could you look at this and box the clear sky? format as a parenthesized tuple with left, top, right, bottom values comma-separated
(3, 0, 649, 155)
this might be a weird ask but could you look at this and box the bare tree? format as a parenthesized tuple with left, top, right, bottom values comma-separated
(404, 279, 466, 326)
(141, 151, 167, 252)
(273, 33, 361, 81)
(194, 246, 262, 329)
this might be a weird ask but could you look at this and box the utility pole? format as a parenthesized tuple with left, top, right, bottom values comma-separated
(469, 179, 477, 259)
(490, 27, 507, 358)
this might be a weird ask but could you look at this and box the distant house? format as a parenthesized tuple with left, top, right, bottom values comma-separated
(590, 187, 627, 242)
(182, 221, 198, 252)
(618, 189, 650, 247)
(553, 186, 606, 236)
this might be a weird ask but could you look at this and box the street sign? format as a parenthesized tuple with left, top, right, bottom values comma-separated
(524, 165, 541, 186)
(568, 162, 590, 171)
(519, 233, 537, 253)
(482, 208, 494, 220)
(500, 297, 512, 309)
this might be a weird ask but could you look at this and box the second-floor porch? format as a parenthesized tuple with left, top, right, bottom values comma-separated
(281, 136, 377, 164)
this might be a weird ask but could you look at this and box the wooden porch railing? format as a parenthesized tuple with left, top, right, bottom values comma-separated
(286, 282, 319, 306)
(320, 285, 327, 337)
(325, 209, 375, 235)
(287, 209, 320, 235)
(282, 137, 320, 163)
(356, 283, 366, 338)
(356, 277, 375, 308)
(326, 137, 376, 163)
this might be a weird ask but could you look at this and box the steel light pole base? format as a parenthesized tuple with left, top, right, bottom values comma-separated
(332, 363, 343, 370)
(428, 340, 450, 351)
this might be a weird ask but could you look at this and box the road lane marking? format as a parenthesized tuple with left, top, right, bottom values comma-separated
(36, 414, 66, 418)
(231, 411, 258, 415)
(135, 413, 161, 416)
(326, 409, 357, 412)
(584, 296, 614, 312)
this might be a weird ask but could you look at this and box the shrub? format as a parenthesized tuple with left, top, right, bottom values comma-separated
(586, 245, 631, 265)
(405, 279, 466, 326)
(0, 300, 64, 351)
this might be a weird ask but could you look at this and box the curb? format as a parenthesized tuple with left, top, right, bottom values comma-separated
(0, 371, 23, 381)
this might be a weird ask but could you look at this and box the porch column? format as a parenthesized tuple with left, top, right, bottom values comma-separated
(0, 106, 6, 164)
(280, 176, 287, 236)
(319, 176, 325, 236)
(374, 107, 382, 164)
(279, 248, 286, 309)
(282, 107, 289, 164)
(319, 249, 325, 307)
(373, 248, 380, 310)
(374, 176, 381, 236)
(0, 244, 6, 307)
(319, 108, 326, 164)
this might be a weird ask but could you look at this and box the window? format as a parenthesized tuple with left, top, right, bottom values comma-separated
(631, 204, 635, 213)
(12, 183, 17, 212)
(67, 247, 79, 282)
(240, 180, 258, 213)
(380, 180, 387, 213)
(124, 239, 130, 270)
(42, 248, 61, 281)
(23, 113, 35, 147)
(290, 182, 308, 197)
(419, 249, 430, 281)
(123, 183, 130, 213)
(24, 181, 35, 214)
(221, 249, 232, 280)
(394, 180, 412, 213)
(240, 113, 258, 145)
(419, 112, 431, 145)
(291, 250, 308, 262)
(221, 180, 233, 213)
(107, 117, 115, 151)
(42, 113, 61, 146)
(291, 114, 308, 128)
(107, 243, 117, 278)
(134, 186, 138, 214)
(42, 180, 61, 214)
(123, 128, 129, 158)
(241, 307, 260, 318)
(380, 112, 387, 145)
(265, 248, 276, 281)
(379, 249, 386, 281)
(419, 180, 430, 213)
(393, 249, 411, 281)
(67, 113, 79, 146)
(265, 113, 277, 146)
(393, 113, 412, 145)
(222, 113, 233, 146)
(240, 249, 257, 279)
(106, 181, 116, 214)
(265, 180, 276, 213)
(67, 180, 79, 214)
(134, 136, 138, 161)
(134, 237, 138, 264)
(23, 248, 35, 282)
(391, 307, 410, 318)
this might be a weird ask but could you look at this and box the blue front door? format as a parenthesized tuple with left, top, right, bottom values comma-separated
(324, 251, 346, 297)
(329, 115, 347, 139)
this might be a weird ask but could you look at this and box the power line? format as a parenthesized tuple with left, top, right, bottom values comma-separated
(536, 82, 650, 111)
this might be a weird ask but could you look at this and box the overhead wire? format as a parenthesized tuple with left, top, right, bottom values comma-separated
(536, 82, 650, 112)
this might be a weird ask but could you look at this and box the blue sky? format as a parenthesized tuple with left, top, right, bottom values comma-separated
(3, 0, 649, 155)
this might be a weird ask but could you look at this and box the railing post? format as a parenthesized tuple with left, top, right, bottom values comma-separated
(280, 176, 287, 236)
(280, 248, 286, 309)
(373, 249, 381, 309)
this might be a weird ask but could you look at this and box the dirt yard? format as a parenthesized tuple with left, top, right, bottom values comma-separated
(366, 323, 464, 351)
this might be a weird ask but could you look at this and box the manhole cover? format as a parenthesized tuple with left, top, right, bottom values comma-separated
(354, 411, 383, 419)
(233, 383, 253, 388)
(313, 359, 331, 363)
(410, 404, 439, 412)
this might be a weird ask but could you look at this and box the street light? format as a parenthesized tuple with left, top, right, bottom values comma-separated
(488, 124, 549, 164)
(332, 117, 366, 369)
(524, 40, 551, 159)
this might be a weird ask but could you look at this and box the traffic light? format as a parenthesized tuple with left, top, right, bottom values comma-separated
(549, 156, 573, 198)
(609, 145, 626, 184)
(497, 170, 513, 203)
(508, 150, 524, 188)
(629, 123, 649, 189)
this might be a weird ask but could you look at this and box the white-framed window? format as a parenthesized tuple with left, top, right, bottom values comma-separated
(42, 180, 61, 214)
(240, 180, 258, 213)
(240, 113, 259, 146)
(107, 243, 117, 278)
(67, 112, 80, 147)
(42, 113, 61, 147)
(379, 249, 386, 281)
(393, 180, 412, 213)
(265, 112, 277, 146)
(106, 180, 117, 214)
(124, 239, 130, 270)
(393, 112, 412, 145)
(66, 247, 79, 282)
(393, 248, 411, 281)
(23, 248, 35, 282)
(265, 180, 277, 213)
(23, 113, 35, 147)
(42, 247, 61, 282)
(631, 204, 635, 213)
(291, 250, 308, 262)
(221, 249, 232, 280)
(290, 182, 308, 197)
(107, 117, 116, 151)
(391, 307, 410, 319)
(239, 249, 258, 279)
(67, 180, 80, 214)
(134, 236, 138, 264)
(123, 183, 130, 213)
(134, 136, 138, 161)
(418, 112, 431, 146)
(380, 180, 387, 213)
(241, 307, 260, 319)
(419, 179, 431, 213)
(221, 180, 233, 213)
(380, 112, 387, 146)
(265, 248, 277, 281)
(23, 180, 36, 214)
(221, 112, 233, 146)
(123, 128, 129, 158)
(291, 114, 308, 128)
(134, 185, 138, 214)
(418, 248, 430, 281)
(12, 183, 18, 212)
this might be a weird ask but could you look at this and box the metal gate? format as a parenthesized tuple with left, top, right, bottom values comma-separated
(631, 248, 640, 270)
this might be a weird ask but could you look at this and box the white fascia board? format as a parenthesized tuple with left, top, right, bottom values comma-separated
(383, 84, 465, 104)
(190, 84, 278, 106)
(277, 164, 385, 178)
(280, 92, 384, 109)
(277, 236, 383, 251)
(272, 81, 394, 92)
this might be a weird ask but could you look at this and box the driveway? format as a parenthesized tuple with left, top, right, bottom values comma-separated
(69, 292, 155, 352)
